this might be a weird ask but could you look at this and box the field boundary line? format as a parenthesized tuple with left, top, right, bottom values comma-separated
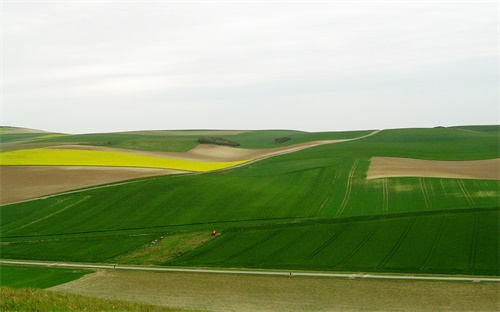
(1, 260, 499, 282)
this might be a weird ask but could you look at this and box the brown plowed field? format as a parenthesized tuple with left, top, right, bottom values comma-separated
(367, 157, 500, 180)
(0, 166, 185, 204)
(50, 270, 500, 312)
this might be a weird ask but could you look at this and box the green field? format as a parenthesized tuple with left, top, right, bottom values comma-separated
(1, 126, 498, 276)
(0, 265, 91, 289)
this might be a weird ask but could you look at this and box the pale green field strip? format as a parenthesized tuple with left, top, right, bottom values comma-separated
(0, 148, 248, 172)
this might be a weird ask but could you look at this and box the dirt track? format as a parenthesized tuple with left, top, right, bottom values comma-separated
(47, 268, 500, 312)
(367, 157, 500, 180)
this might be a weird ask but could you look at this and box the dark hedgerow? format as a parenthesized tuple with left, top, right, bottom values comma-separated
(274, 137, 291, 144)
(198, 137, 240, 147)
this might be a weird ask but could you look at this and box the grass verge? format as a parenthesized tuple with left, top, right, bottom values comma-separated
(0, 287, 200, 312)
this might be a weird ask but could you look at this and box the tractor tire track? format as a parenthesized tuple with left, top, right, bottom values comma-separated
(382, 178, 389, 212)
(223, 229, 285, 262)
(377, 218, 416, 269)
(304, 222, 352, 262)
(335, 158, 360, 217)
(257, 227, 315, 265)
(335, 221, 383, 269)
(458, 180, 475, 206)
(467, 215, 479, 272)
(315, 171, 339, 217)
(175, 232, 242, 263)
(419, 178, 432, 210)
(3, 196, 90, 234)
(420, 218, 445, 271)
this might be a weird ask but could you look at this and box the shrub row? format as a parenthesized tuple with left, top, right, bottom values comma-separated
(198, 137, 240, 147)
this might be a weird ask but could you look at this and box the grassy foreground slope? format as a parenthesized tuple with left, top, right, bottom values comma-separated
(1, 126, 498, 275)
(0, 287, 197, 312)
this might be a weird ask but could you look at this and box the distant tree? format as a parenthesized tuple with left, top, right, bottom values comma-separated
(198, 137, 240, 147)
(274, 137, 291, 144)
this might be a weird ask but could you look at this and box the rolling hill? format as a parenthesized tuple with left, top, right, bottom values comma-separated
(0, 126, 498, 276)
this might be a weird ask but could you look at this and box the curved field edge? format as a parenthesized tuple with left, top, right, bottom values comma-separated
(0, 148, 248, 172)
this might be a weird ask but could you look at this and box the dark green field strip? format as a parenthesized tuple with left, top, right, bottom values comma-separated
(0, 265, 92, 289)
(170, 209, 499, 275)
(0, 234, 159, 263)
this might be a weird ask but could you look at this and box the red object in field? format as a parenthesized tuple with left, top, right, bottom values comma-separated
(211, 231, 216, 236)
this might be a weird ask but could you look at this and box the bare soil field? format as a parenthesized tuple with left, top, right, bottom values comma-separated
(50, 140, 344, 162)
(0, 166, 185, 204)
(50, 270, 500, 312)
(367, 157, 500, 180)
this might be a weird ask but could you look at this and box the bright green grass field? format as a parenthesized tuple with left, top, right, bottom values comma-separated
(1, 126, 498, 276)
(0, 265, 92, 289)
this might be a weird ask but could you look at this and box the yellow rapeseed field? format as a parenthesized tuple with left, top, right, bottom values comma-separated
(0, 148, 248, 172)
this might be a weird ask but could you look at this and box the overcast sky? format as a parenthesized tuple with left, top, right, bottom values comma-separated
(2, 0, 498, 134)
